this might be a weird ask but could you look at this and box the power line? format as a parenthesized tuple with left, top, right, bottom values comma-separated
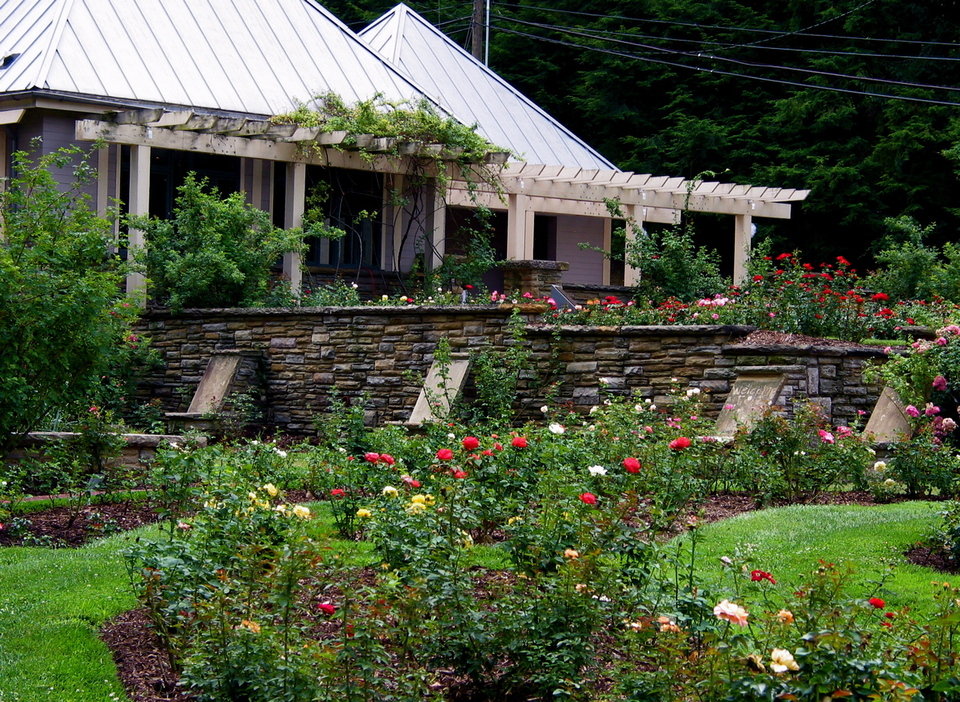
(535, 21, 960, 63)
(490, 24, 960, 107)
(712, 0, 879, 52)
(491, 1, 960, 49)
(494, 16, 960, 94)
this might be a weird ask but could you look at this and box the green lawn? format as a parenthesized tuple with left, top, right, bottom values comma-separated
(0, 530, 141, 702)
(676, 500, 957, 617)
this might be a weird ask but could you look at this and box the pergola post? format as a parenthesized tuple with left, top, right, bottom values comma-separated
(126, 144, 150, 300)
(385, 174, 405, 271)
(430, 182, 445, 270)
(622, 204, 644, 287)
(733, 213, 752, 286)
(283, 162, 305, 297)
(506, 193, 534, 259)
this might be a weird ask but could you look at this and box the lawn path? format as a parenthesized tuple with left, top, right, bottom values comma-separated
(679, 501, 956, 617)
(0, 531, 147, 702)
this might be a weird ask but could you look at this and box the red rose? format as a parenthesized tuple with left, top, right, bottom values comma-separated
(511, 436, 528, 448)
(364, 452, 380, 464)
(482, 449, 495, 456)
(579, 492, 597, 505)
(622, 457, 641, 473)
(869, 597, 885, 609)
(380, 453, 395, 466)
(669, 437, 692, 450)
(871, 292, 889, 302)
(436, 448, 454, 461)
(750, 570, 776, 584)
(462, 436, 480, 450)
(884, 611, 896, 619)
(752, 274, 763, 282)
(452, 469, 468, 479)
(317, 602, 336, 616)
(330, 488, 346, 498)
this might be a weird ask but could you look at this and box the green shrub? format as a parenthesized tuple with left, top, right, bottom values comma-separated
(0, 143, 138, 455)
(128, 173, 307, 310)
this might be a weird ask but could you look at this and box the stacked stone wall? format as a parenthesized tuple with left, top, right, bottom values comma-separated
(137, 307, 887, 435)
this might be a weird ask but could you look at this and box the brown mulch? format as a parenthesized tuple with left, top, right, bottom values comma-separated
(905, 545, 960, 574)
(101, 609, 192, 702)
(732, 329, 885, 350)
(0, 500, 161, 547)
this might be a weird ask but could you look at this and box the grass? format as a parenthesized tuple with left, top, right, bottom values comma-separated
(0, 529, 146, 702)
(675, 500, 957, 617)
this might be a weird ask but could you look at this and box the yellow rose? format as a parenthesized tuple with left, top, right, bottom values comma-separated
(356, 508, 373, 519)
(292, 505, 312, 520)
(262, 483, 279, 497)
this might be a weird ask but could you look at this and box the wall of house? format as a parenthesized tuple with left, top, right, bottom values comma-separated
(554, 214, 606, 285)
(137, 307, 886, 435)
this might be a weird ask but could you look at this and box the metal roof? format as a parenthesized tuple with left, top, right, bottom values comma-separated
(360, 4, 616, 170)
(0, 0, 427, 116)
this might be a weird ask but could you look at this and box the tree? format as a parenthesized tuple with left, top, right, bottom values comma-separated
(0, 143, 138, 454)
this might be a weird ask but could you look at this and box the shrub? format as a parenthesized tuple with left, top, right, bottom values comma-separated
(0, 143, 138, 455)
(128, 173, 307, 310)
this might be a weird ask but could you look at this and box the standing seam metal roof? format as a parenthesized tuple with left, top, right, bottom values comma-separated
(0, 0, 429, 116)
(360, 3, 616, 170)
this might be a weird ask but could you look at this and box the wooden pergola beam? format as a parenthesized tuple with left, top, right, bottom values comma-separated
(445, 186, 678, 223)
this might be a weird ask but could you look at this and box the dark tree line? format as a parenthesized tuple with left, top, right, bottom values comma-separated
(329, 0, 960, 267)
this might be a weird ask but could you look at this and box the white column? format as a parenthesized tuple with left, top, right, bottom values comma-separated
(506, 193, 534, 259)
(251, 159, 264, 210)
(96, 146, 110, 218)
(733, 213, 752, 286)
(430, 182, 446, 270)
(622, 204, 644, 287)
(126, 144, 150, 300)
(384, 174, 405, 271)
(283, 161, 305, 297)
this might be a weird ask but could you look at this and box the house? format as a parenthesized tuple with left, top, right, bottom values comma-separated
(0, 0, 808, 298)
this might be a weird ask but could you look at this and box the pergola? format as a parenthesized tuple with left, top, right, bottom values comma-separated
(76, 109, 810, 294)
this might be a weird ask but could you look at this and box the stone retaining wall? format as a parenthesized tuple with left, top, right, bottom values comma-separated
(137, 307, 887, 435)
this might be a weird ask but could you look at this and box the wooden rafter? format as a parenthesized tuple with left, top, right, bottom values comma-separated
(77, 110, 810, 222)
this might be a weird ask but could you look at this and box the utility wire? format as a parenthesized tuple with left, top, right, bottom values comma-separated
(710, 0, 879, 51)
(535, 21, 960, 62)
(490, 24, 960, 107)
(495, 15, 960, 94)
(491, 1, 960, 49)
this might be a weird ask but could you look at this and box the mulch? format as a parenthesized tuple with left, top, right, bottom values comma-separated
(731, 329, 888, 350)
(0, 500, 161, 547)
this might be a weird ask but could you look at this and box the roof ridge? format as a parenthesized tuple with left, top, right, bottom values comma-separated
(361, 3, 615, 170)
(33, 0, 74, 90)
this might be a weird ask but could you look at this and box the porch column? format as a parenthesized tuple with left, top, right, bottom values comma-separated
(429, 182, 445, 270)
(733, 213, 752, 286)
(126, 144, 150, 300)
(506, 193, 534, 259)
(253, 160, 265, 210)
(283, 161, 305, 297)
(385, 174, 404, 271)
(622, 204, 644, 287)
